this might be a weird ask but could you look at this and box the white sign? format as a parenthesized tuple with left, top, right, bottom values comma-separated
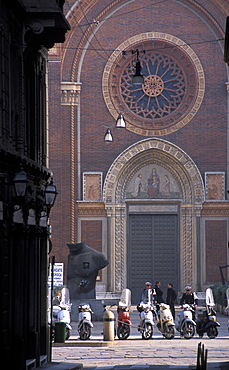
(48, 263, 64, 287)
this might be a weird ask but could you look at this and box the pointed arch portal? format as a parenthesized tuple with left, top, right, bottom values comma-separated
(103, 138, 204, 302)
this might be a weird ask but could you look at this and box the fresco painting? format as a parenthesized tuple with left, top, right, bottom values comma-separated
(126, 164, 181, 199)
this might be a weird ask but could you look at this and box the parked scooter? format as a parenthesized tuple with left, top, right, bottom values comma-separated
(156, 303, 176, 339)
(52, 287, 72, 340)
(137, 290, 155, 339)
(176, 303, 196, 339)
(196, 288, 220, 338)
(226, 287, 229, 332)
(117, 288, 132, 340)
(78, 303, 93, 340)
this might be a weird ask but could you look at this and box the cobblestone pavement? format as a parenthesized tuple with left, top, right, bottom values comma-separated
(52, 308, 229, 369)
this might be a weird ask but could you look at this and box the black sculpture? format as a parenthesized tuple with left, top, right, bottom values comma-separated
(67, 241, 109, 299)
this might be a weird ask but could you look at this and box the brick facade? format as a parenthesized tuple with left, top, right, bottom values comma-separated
(48, 0, 229, 295)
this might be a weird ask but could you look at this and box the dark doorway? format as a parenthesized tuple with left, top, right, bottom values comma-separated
(128, 214, 179, 303)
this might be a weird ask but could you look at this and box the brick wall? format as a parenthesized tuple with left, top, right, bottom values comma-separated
(205, 220, 227, 283)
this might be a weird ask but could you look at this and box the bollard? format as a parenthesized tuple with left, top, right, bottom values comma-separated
(103, 309, 115, 341)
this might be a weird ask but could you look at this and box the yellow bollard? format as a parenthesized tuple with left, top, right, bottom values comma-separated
(103, 309, 115, 341)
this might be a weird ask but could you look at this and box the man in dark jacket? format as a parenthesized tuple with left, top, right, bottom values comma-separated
(154, 281, 164, 304)
(180, 286, 198, 321)
(180, 286, 198, 306)
(166, 283, 177, 319)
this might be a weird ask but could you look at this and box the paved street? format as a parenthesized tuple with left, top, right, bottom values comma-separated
(52, 307, 229, 369)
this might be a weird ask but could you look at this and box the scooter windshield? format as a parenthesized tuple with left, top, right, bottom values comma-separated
(206, 287, 215, 307)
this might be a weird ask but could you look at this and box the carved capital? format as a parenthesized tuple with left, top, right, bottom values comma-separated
(61, 82, 81, 106)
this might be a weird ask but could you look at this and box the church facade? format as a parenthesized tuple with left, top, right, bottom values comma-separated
(48, 0, 229, 302)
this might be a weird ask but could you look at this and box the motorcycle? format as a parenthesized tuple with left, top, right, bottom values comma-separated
(78, 303, 93, 340)
(137, 290, 155, 339)
(176, 303, 196, 339)
(156, 303, 176, 339)
(117, 288, 132, 340)
(196, 288, 220, 338)
(52, 287, 72, 340)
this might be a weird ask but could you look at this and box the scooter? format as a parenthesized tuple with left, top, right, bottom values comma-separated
(176, 303, 196, 339)
(137, 290, 155, 339)
(117, 288, 131, 340)
(52, 287, 72, 340)
(226, 287, 229, 332)
(196, 288, 220, 338)
(156, 303, 176, 339)
(78, 303, 93, 340)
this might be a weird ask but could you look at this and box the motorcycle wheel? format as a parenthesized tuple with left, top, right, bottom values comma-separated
(142, 323, 153, 340)
(183, 322, 195, 339)
(79, 323, 91, 340)
(117, 323, 130, 340)
(207, 326, 218, 339)
(164, 325, 176, 340)
(66, 327, 70, 340)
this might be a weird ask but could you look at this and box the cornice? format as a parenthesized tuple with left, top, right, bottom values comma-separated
(76, 201, 106, 216)
(202, 201, 229, 216)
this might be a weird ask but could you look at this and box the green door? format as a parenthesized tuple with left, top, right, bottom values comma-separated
(128, 214, 178, 304)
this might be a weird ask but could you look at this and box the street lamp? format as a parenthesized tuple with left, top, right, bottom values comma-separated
(116, 113, 126, 128)
(132, 49, 144, 85)
(13, 169, 28, 197)
(104, 128, 113, 142)
(104, 113, 126, 142)
(45, 179, 58, 218)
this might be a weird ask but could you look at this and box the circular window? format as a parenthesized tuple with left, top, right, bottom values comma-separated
(102, 33, 205, 136)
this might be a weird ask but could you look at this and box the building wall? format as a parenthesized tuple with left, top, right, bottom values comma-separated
(48, 0, 229, 295)
(0, 1, 69, 368)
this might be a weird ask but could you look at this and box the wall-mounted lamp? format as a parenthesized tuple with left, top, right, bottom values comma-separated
(13, 169, 28, 197)
(12, 168, 58, 225)
(45, 179, 58, 218)
(132, 49, 144, 85)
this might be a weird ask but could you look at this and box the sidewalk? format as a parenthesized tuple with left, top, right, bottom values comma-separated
(50, 307, 229, 370)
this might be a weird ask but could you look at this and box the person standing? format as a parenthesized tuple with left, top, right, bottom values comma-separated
(166, 283, 177, 319)
(154, 281, 164, 304)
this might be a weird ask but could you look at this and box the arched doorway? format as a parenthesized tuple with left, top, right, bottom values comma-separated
(103, 138, 204, 300)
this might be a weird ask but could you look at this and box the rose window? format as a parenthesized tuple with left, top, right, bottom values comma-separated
(102, 34, 205, 136)
(121, 52, 186, 120)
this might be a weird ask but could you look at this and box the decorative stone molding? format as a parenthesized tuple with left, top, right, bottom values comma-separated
(202, 201, 229, 216)
(76, 201, 106, 217)
(61, 82, 81, 106)
(102, 32, 205, 136)
(103, 138, 205, 205)
(103, 138, 204, 292)
(180, 205, 194, 289)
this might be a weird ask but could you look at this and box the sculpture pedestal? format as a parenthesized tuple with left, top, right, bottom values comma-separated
(71, 298, 119, 321)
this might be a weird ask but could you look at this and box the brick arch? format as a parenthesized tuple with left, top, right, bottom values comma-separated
(103, 138, 204, 205)
(103, 138, 204, 293)
(61, 0, 225, 81)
